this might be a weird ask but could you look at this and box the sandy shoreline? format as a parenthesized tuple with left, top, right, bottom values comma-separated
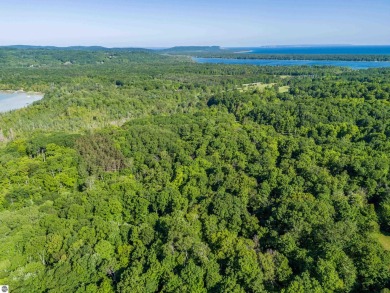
(234, 50, 253, 54)
(0, 89, 44, 95)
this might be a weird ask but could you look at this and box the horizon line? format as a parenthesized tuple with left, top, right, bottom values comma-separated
(1, 44, 390, 49)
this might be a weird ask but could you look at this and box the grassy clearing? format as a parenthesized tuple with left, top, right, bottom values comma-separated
(238, 82, 274, 93)
(242, 82, 275, 91)
(372, 232, 390, 251)
(238, 82, 290, 93)
(278, 86, 290, 93)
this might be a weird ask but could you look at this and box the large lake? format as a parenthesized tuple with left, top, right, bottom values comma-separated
(194, 58, 390, 69)
(0, 91, 43, 113)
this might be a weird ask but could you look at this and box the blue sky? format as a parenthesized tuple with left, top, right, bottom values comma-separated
(0, 0, 389, 47)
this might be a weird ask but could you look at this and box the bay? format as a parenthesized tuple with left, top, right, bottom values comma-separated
(194, 58, 390, 69)
(0, 91, 43, 113)
(231, 45, 390, 55)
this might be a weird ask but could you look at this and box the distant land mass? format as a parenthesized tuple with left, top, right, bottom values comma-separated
(243, 44, 354, 48)
(158, 45, 390, 61)
(3, 44, 390, 53)
(159, 46, 223, 53)
(1, 45, 390, 61)
(3, 45, 223, 53)
(4, 45, 152, 52)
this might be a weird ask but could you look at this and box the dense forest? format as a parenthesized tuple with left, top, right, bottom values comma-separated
(1, 47, 390, 292)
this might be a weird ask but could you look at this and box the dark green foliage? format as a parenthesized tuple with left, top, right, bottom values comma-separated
(75, 133, 127, 174)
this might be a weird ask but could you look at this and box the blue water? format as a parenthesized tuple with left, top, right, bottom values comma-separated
(0, 91, 43, 113)
(230, 46, 390, 55)
(194, 58, 390, 69)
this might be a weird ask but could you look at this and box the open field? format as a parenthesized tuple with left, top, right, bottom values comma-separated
(238, 82, 290, 93)
(372, 232, 390, 251)
(278, 85, 290, 93)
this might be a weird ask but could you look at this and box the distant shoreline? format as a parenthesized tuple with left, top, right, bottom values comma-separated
(193, 57, 390, 69)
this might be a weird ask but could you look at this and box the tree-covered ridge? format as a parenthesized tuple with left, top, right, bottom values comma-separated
(0, 48, 390, 292)
(0, 47, 168, 67)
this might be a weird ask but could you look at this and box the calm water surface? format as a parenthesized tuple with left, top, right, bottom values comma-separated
(194, 58, 390, 69)
(0, 91, 43, 113)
